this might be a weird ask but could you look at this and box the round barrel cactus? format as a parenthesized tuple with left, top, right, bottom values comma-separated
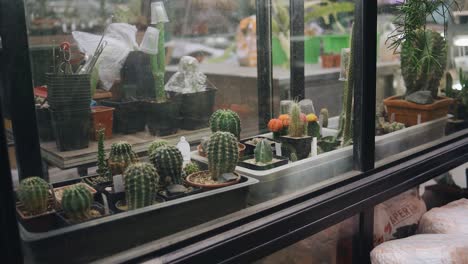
(207, 131, 239, 181)
(254, 139, 273, 164)
(209, 109, 241, 139)
(124, 162, 158, 210)
(17, 177, 50, 215)
(62, 184, 93, 220)
(149, 145, 183, 187)
(148, 139, 168, 156)
(108, 141, 139, 175)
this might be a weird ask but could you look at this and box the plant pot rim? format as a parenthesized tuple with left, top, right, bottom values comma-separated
(185, 171, 241, 189)
(197, 142, 246, 157)
(91, 106, 115, 113)
(280, 135, 312, 140)
(383, 95, 454, 110)
(52, 183, 97, 207)
(16, 200, 56, 220)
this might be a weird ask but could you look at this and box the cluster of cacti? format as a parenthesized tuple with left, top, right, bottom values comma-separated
(96, 128, 111, 181)
(149, 145, 183, 187)
(254, 139, 273, 164)
(62, 184, 93, 221)
(124, 162, 158, 210)
(17, 177, 50, 215)
(209, 109, 241, 139)
(382, 121, 405, 134)
(108, 141, 138, 175)
(306, 114, 321, 138)
(207, 131, 239, 181)
(148, 139, 168, 156)
(288, 102, 307, 138)
(401, 29, 447, 99)
(184, 162, 200, 176)
(320, 108, 329, 128)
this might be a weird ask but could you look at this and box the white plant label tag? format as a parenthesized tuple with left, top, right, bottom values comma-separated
(101, 193, 110, 215)
(312, 137, 318, 157)
(275, 142, 282, 156)
(390, 113, 395, 123)
(113, 174, 125, 193)
(417, 114, 422, 124)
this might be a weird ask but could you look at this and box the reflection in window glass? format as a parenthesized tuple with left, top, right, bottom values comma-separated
(376, 1, 468, 162)
(4, 0, 364, 262)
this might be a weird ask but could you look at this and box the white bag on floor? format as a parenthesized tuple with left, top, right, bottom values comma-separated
(371, 234, 468, 264)
(418, 198, 468, 234)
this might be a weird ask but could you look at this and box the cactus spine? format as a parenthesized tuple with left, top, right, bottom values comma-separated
(288, 102, 305, 137)
(124, 162, 158, 210)
(401, 29, 447, 99)
(207, 132, 239, 181)
(17, 177, 49, 215)
(254, 139, 273, 163)
(184, 162, 200, 176)
(62, 184, 93, 221)
(108, 141, 138, 175)
(149, 145, 183, 187)
(148, 139, 168, 156)
(96, 128, 111, 180)
(209, 109, 241, 139)
(320, 108, 329, 128)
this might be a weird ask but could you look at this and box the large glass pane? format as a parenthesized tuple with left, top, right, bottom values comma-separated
(375, 0, 468, 163)
(1, 0, 362, 262)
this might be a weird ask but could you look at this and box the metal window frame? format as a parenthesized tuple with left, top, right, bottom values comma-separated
(0, 1, 467, 264)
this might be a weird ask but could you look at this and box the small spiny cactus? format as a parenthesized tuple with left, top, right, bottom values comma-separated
(96, 128, 111, 180)
(124, 162, 158, 210)
(184, 162, 200, 176)
(108, 141, 138, 175)
(254, 139, 273, 164)
(148, 139, 168, 156)
(17, 177, 50, 215)
(288, 102, 305, 137)
(149, 145, 183, 187)
(209, 109, 241, 139)
(320, 108, 329, 128)
(207, 131, 239, 181)
(62, 184, 93, 221)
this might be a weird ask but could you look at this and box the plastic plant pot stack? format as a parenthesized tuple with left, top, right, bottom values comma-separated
(46, 73, 91, 151)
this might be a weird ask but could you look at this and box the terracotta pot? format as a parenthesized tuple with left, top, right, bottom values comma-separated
(383, 95, 454, 127)
(185, 171, 241, 189)
(197, 142, 246, 157)
(91, 106, 114, 140)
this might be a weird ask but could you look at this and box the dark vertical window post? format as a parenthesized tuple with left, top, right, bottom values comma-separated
(289, 0, 305, 100)
(0, 0, 44, 180)
(353, 1, 377, 263)
(257, 0, 273, 131)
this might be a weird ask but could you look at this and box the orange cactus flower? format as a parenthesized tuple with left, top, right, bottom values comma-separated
(268, 118, 283, 132)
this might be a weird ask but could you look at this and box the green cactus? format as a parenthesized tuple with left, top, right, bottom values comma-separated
(108, 141, 138, 175)
(209, 109, 241, 139)
(320, 108, 329, 128)
(124, 162, 158, 210)
(207, 131, 239, 181)
(62, 184, 93, 221)
(151, 23, 167, 102)
(290, 152, 298, 162)
(254, 139, 273, 164)
(401, 29, 447, 99)
(17, 177, 50, 215)
(288, 102, 305, 137)
(149, 145, 183, 187)
(184, 162, 200, 176)
(307, 122, 321, 138)
(96, 128, 111, 180)
(148, 139, 168, 156)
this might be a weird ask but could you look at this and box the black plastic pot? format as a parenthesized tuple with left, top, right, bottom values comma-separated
(35, 106, 55, 141)
(50, 109, 90, 151)
(238, 155, 288, 170)
(145, 100, 180, 136)
(169, 87, 217, 130)
(20, 175, 258, 264)
(120, 51, 155, 99)
(100, 99, 146, 134)
(280, 135, 312, 160)
(240, 136, 276, 156)
(15, 198, 63, 233)
(46, 73, 91, 111)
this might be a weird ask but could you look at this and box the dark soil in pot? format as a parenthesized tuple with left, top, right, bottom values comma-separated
(144, 100, 180, 136)
(82, 175, 113, 192)
(169, 87, 217, 130)
(280, 135, 312, 160)
(158, 185, 203, 201)
(58, 202, 112, 225)
(100, 99, 146, 134)
(238, 155, 288, 170)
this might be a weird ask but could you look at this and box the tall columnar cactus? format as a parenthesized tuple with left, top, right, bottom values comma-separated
(108, 141, 138, 174)
(124, 162, 158, 210)
(209, 109, 241, 139)
(148, 139, 168, 156)
(207, 132, 239, 181)
(401, 29, 447, 99)
(254, 139, 273, 164)
(151, 23, 167, 102)
(62, 184, 93, 221)
(149, 145, 183, 187)
(320, 108, 329, 128)
(96, 128, 111, 180)
(288, 102, 305, 137)
(17, 177, 49, 215)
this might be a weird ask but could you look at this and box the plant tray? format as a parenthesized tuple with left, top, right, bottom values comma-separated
(238, 155, 289, 171)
